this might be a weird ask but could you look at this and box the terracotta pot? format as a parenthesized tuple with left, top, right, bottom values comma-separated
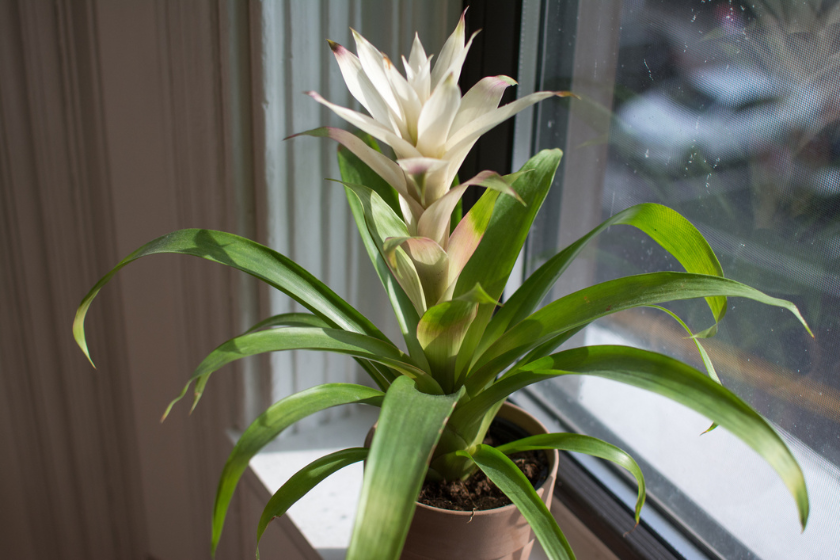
(365, 402, 559, 560)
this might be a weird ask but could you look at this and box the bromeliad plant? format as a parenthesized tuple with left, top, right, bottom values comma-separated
(74, 13, 812, 560)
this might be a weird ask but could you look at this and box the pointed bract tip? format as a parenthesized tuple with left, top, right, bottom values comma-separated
(498, 75, 518, 86)
(442, 71, 459, 86)
(305, 90, 327, 105)
(327, 39, 341, 53)
(555, 91, 581, 99)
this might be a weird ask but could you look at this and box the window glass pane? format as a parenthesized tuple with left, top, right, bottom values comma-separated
(523, 1, 840, 558)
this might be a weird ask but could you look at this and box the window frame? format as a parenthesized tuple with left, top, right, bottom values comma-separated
(460, 1, 807, 558)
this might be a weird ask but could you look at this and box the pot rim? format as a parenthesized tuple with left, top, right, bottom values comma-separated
(399, 401, 560, 517)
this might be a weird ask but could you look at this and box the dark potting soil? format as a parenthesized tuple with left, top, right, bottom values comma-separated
(417, 417, 550, 512)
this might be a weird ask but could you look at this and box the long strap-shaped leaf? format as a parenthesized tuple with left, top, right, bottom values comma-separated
(347, 377, 461, 560)
(244, 312, 335, 332)
(456, 345, 810, 530)
(243, 312, 395, 391)
(211, 384, 383, 556)
(496, 434, 646, 522)
(73, 228, 388, 366)
(458, 445, 575, 560)
(479, 203, 726, 358)
(515, 325, 588, 367)
(339, 180, 430, 316)
(256, 447, 369, 559)
(466, 272, 811, 394)
(168, 327, 441, 416)
(338, 141, 430, 371)
(453, 149, 563, 377)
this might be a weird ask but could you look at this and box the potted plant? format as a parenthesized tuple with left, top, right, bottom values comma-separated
(73, 12, 811, 560)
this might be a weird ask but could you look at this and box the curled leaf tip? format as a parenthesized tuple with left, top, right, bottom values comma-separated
(190, 394, 202, 414)
(161, 399, 178, 422)
(623, 523, 640, 538)
(701, 423, 718, 435)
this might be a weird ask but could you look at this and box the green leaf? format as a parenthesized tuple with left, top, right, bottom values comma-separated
(453, 282, 501, 305)
(417, 300, 479, 393)
(453, 149, 563, 377)
(467, 272, 811, 394)
(338, 180, 410, 241)
(211, 384, 383, 557)
(256, 448, 369, 558)
(460, 345, 810, 530)
(347, 377, 462, 560)
(445, 190, 501, 295)
(454, 149, 562, 298)
(339, 179, 429, 316)
(242, 312, 393, 390)
(480, 203, 727, 357)
(515, 325, 587, 366)
(496, 434, 646, 522)
(170, 327, 441, 417)
(383, 236, 449, 307)
(244, 312, 331, 332)
(73, 229, 386, 367)
(459, 445, 575, 560)
(342, 184, 429, 372)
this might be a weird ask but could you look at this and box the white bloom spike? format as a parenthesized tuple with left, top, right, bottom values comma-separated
(307, 18, 569, 304)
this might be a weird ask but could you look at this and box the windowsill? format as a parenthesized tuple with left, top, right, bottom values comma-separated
(243, 406, 616, 560)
